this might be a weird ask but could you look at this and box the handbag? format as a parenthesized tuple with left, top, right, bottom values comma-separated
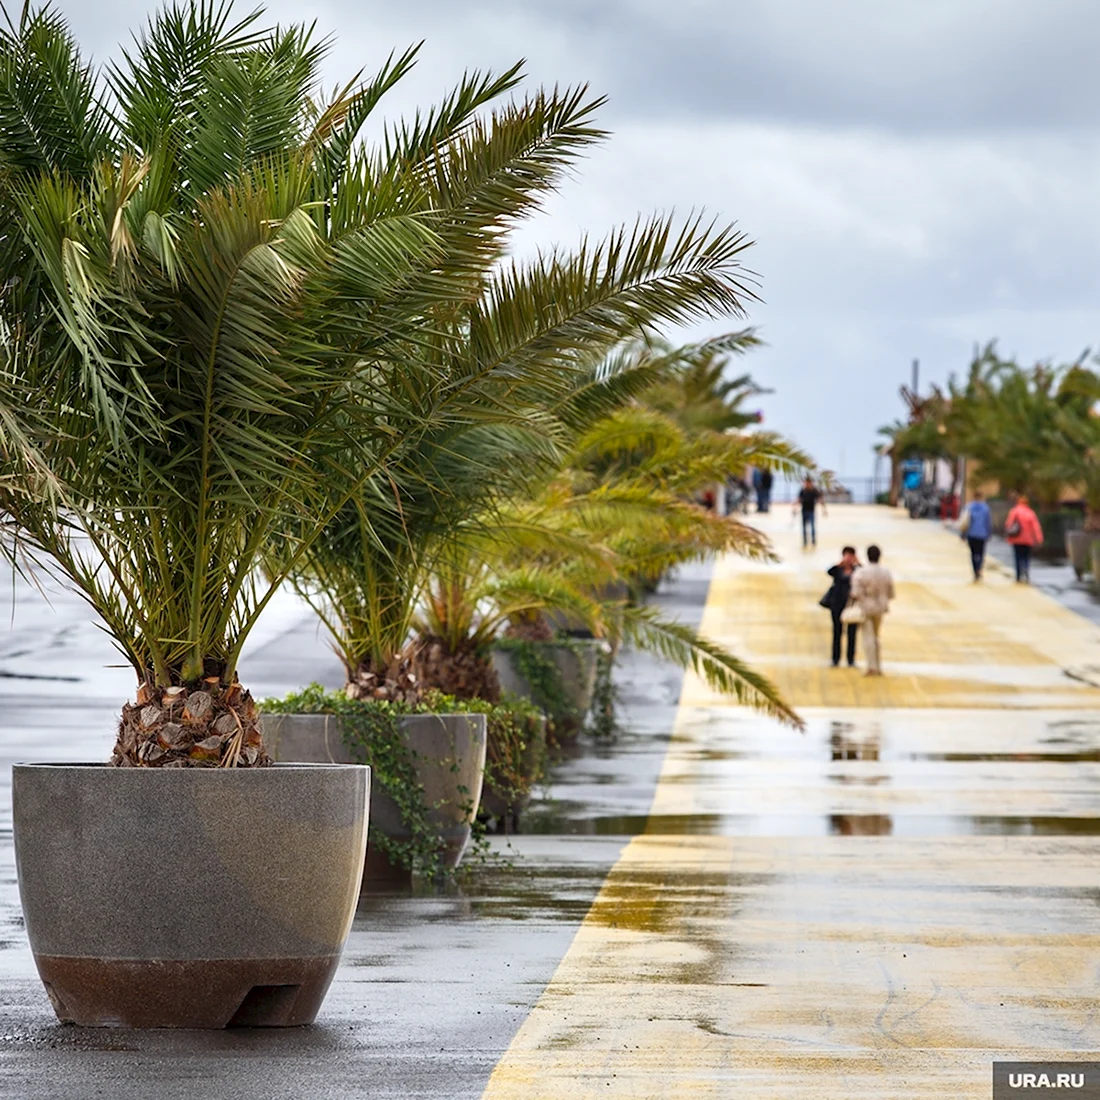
(959, 509, 970, 536)
(1006, 519, 1021, 538)
(840, 603, 865, 625)
(818, 586, 836, 609)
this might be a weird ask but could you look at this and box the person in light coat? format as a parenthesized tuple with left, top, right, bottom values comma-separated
(850, 544, 895, 677)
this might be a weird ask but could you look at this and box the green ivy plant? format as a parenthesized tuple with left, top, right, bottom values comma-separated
(588, 646, 619, 743)
(495, 636, 584, 736)
(425, 691, 546, 825)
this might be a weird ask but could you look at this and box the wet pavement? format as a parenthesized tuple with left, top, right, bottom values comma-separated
(0, 556, 699, 1098)
(482, 506, 1100, 1098)
(1, 506, 1099, 1097)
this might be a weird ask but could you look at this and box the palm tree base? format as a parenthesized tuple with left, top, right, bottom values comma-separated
(344, 657, 422, 705)
(110, 679, 270, 768)
(414, 637, 501, 703)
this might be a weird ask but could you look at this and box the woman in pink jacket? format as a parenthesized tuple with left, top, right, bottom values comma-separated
(1004, 495, 1043, 583)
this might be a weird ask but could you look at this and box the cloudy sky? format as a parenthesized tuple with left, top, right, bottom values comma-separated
(58, 0, 1100, 482)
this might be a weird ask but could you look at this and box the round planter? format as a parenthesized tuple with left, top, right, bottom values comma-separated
(491, 640, 602, 728)
(12, 762, 369, 1029)
(1034, 511, 1078, 562)
(1066, 530, 1100, 580)
(480, 714, 547, 824)
(264, 712, 486, 872)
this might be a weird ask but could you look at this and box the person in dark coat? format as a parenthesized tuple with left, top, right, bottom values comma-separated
(752, 467, 773, 513)
(827, 546, 860, 667)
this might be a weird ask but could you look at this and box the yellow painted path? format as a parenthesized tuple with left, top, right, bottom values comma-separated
(482, 506, 1100, 1098)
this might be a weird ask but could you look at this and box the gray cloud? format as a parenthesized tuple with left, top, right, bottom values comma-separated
(55, 0, 1100, 476)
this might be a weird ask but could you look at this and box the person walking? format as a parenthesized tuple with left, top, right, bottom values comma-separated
(794, 476, 825, 547)
(850, 544, 894, 677)
(826, 546, 860, 667)
(1004, 495, 1044, 583)
(752, 467, 773, 513)
(960, 490, 992, 581)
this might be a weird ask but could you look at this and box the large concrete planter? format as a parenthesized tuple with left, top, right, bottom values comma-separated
(1091, 541, 1100, 594)
(1066, 530, 1100, 580)
(1034, 511, 1079, 562)
(480, 714, 547, 825)
(491, 640, 602, 730)
(12, 762, 369, 1029)
(264, 713, 486, 872)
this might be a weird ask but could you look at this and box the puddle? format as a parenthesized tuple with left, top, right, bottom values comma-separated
(830, 814, 893, 835)
(902, 751, 1100, 763)
(524, 812, 725, 836)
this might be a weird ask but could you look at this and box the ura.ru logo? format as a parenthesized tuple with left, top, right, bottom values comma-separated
(1009, 1071, 1086, 1088)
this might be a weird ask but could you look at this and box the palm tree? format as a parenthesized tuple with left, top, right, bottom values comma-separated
(276, 143, 764, 704)
(0, 2, 603, 766)
(635, 329, 769, 434)
(947, 345, 1090, 507)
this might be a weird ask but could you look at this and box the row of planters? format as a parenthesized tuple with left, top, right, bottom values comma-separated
(0, 4, 804, 1031)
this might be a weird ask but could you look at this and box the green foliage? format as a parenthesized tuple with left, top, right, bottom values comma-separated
(425, 691, 546, 817)
(947, 345, 1098, 508)
(588, 646, 619, 742)
(0, 3, 558, 695)
(635, 329, 770, 435)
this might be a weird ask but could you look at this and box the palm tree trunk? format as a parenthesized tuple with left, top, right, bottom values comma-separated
(111, 678, 269, 767)
(414, 637, 501, 703)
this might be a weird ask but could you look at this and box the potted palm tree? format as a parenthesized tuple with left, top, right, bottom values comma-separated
(0, 2, 531, 1026)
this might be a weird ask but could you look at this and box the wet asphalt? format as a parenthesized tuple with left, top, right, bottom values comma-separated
(0, 564, 706, 1100)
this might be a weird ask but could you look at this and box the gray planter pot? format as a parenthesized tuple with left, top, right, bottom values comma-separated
(491, 640, 602, 725)
(264, 712, 486, 871)
(480, 714, 547, 823)
(1034, 511, 1078, 562)
(1091, 541, 1100, 593)
(12, 762, 369, 1029)
(1066, 530, 1100, 580)
(989, 499, 1010, 533)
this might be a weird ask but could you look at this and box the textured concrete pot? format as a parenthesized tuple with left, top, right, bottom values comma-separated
(264, 713, 486, 872)
(1066, 530, 1100, 579)
(12, 762, 369, 1029)
(480, 714, 547, 823)
(491, 640, 602, 725)
(1034, 511, 1078, 561)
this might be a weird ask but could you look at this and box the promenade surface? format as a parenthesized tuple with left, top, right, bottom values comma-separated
(482, 506, 1100, 1098)
(0, 505, 1097, 1099)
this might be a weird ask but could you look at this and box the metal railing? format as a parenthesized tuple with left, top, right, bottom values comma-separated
(770, 476, 887, 506)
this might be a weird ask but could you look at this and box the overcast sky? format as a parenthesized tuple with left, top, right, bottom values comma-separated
(58, 0, 1100, 481)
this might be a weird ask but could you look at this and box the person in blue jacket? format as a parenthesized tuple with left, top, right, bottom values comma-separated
(961, 491, 993, 581)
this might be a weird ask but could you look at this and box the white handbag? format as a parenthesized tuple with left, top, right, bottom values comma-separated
(839, 603, 865, 625)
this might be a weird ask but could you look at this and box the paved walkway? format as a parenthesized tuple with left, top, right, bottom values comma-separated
(482, 506, 1100, 1098)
